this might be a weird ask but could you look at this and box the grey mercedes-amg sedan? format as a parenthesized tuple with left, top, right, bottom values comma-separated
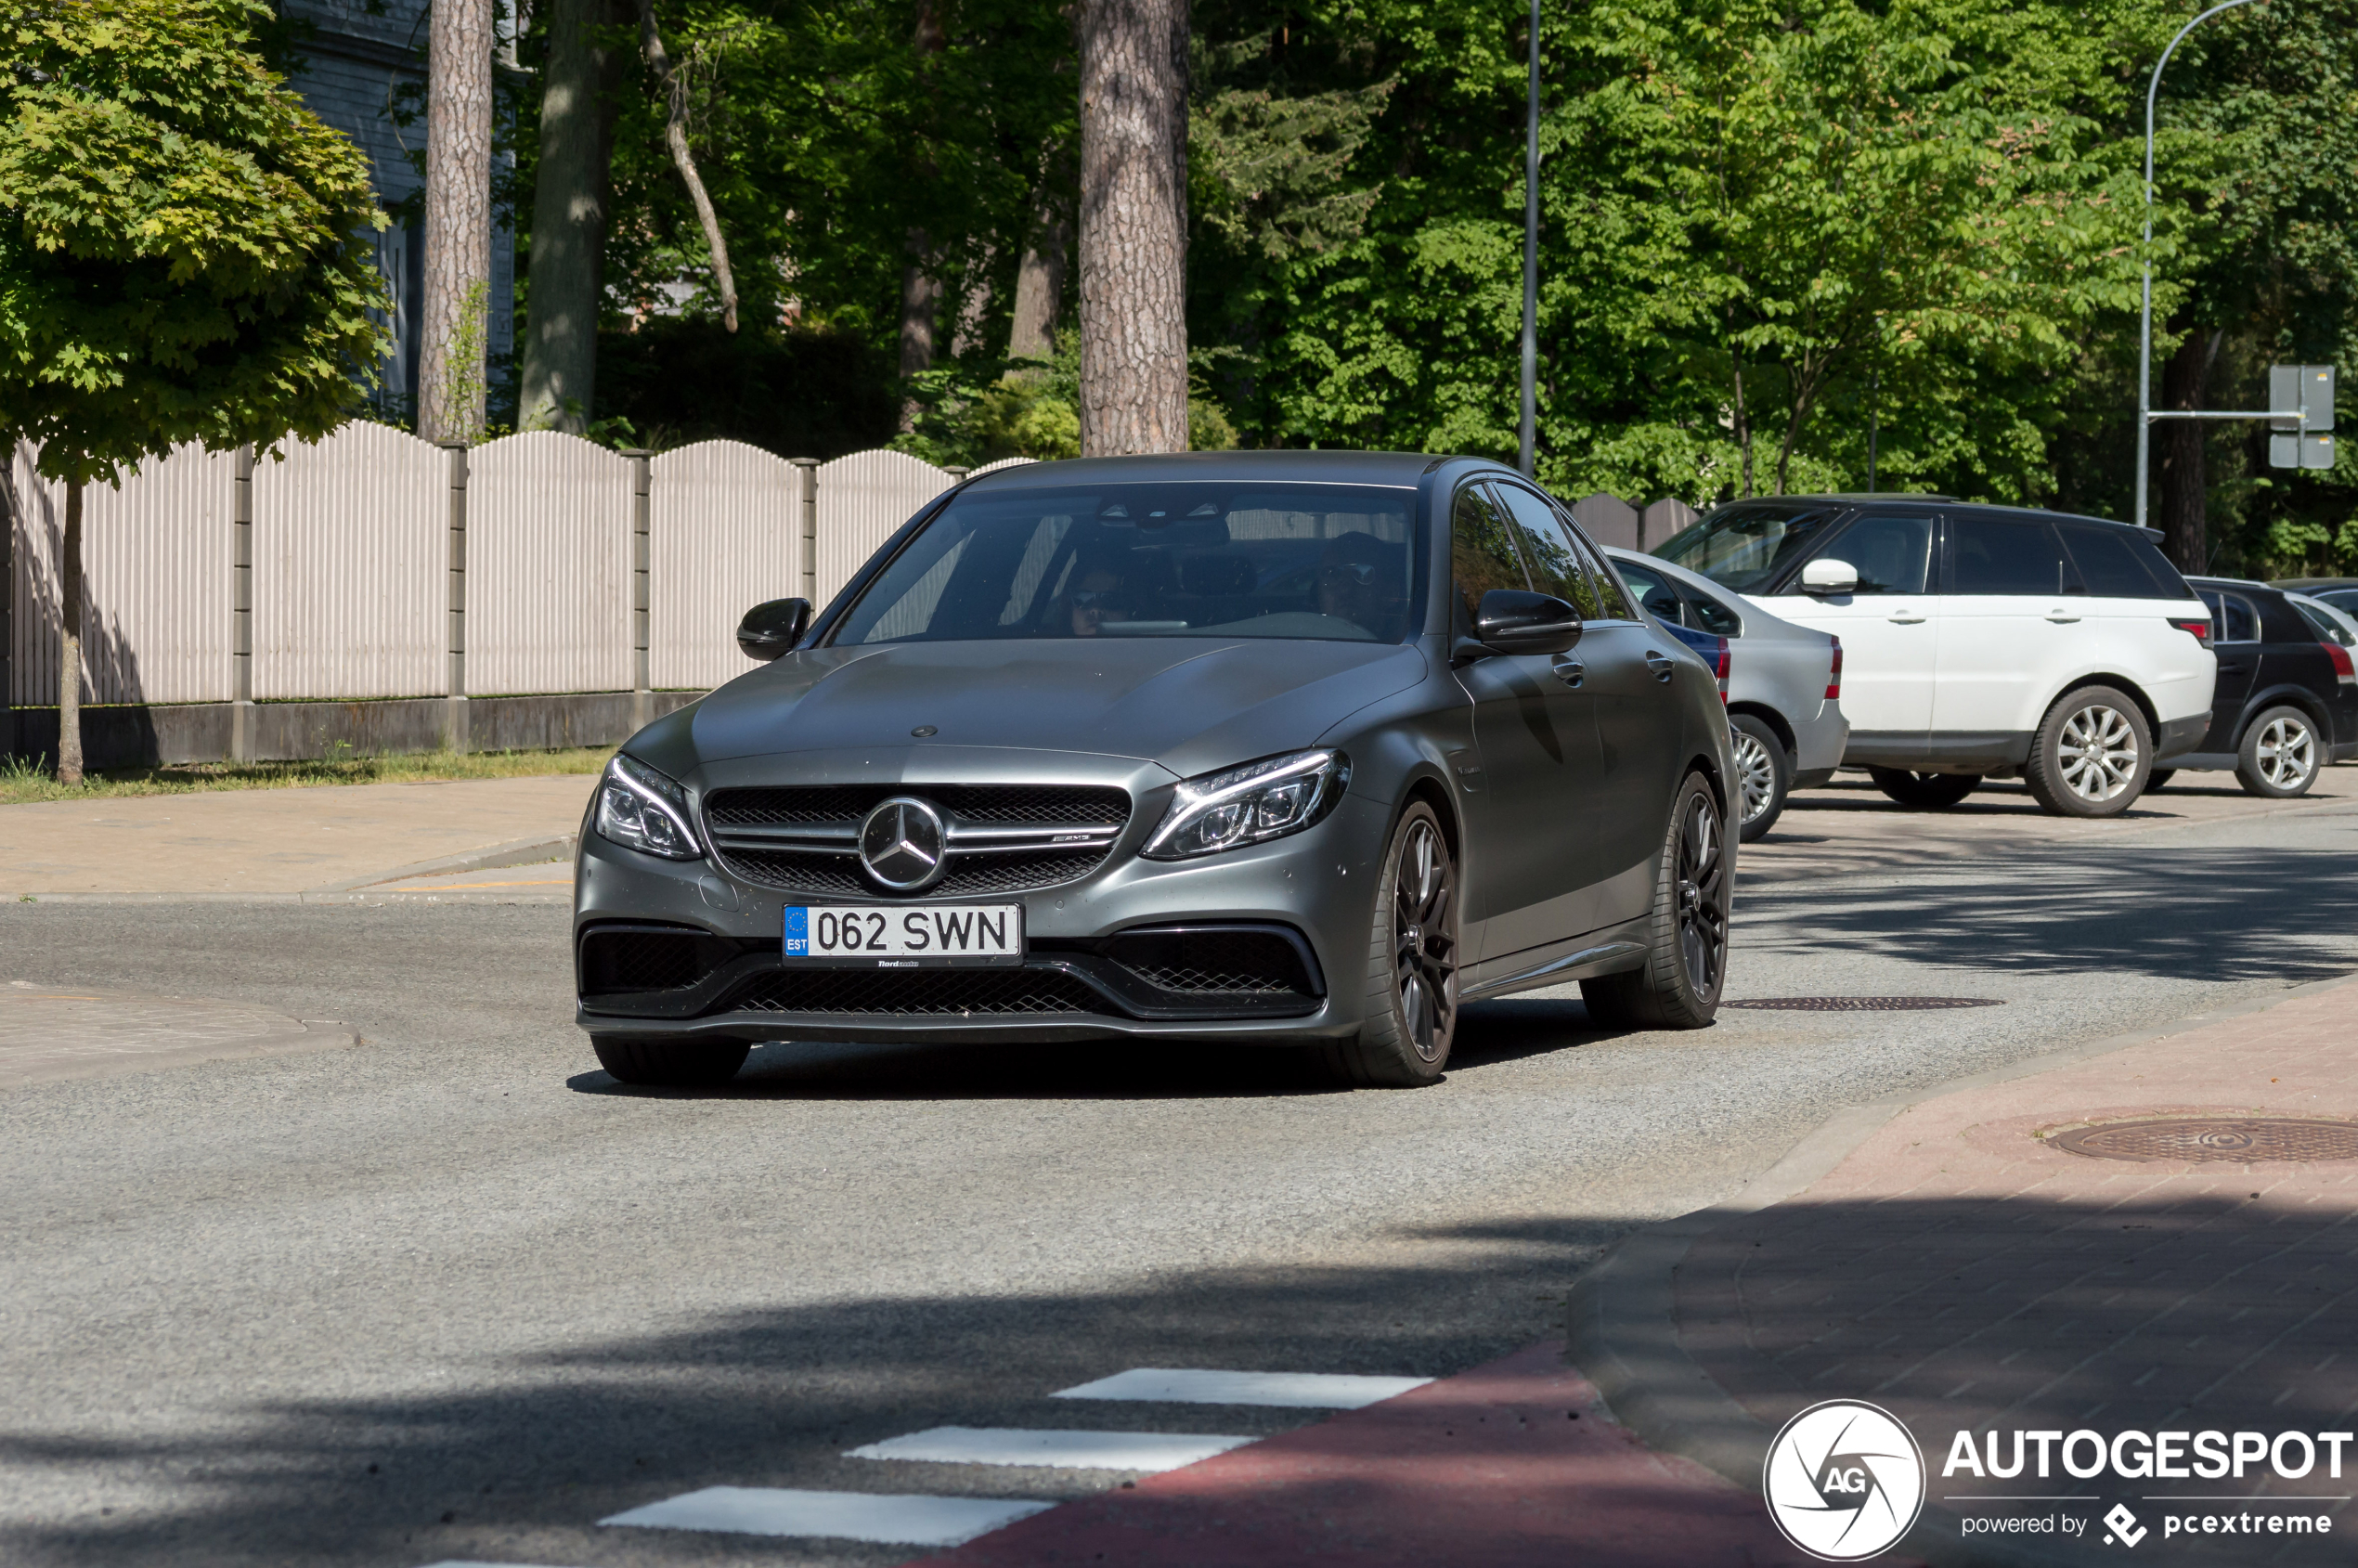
(575, 451, 1738, 1089)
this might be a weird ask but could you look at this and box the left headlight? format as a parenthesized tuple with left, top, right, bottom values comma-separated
(1142, 749, 1349, 861)
(595, 754, 703, 860)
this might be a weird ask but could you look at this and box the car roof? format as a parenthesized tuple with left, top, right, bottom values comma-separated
(1704, 495, 2162, 543)
(2188, 576, 2276, 592)
(958, 450, 1444, 490)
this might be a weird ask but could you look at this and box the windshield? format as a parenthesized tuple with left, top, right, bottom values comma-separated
(1653, 502, 1841, 593)
(830, 483, 1421, 645)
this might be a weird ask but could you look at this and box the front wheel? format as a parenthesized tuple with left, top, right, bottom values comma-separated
(2022, 685, 2149, 818)
(1321, 802, 1459, 1088)
(1729, 714, 1792, 842)
(1580, 772, 1730, 1031)
(592, 1037, 750, 1087)
(2236, 706, 2320, 798)
(1867, 768, 1980, 808)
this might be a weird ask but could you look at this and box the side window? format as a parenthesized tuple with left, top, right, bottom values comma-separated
(1681, 584, 1743, 636)
(1451, 484, 1529, 626)
(2057, 523, 2167, 599)
(1490, 483, 1603, 618)
(1557, 515, 1636, 620)
(1949, 514, 2073, 596)
(2198, 590, 2259, 642)
(2290, 601, 2355, 647)
(1613, 557, 1688, 627)
(1813, 512, 1933, 594)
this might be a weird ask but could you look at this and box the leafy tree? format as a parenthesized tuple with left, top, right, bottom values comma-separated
(0, 0, 386, 781)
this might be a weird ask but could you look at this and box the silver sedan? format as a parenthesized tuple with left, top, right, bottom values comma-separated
(1607, 547, 1849, 839)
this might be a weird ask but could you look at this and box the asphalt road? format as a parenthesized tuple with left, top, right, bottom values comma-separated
(5, 795, 2357, 1568)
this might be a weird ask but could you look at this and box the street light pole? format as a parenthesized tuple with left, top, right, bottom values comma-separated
(1518, 0, 1539, 478)
(2136, 0, 2262, 532)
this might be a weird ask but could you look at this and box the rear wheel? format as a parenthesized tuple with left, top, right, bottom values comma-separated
(1321, 802, 1458, 1088)
(1868, 768, 1980, 809)
(2235, 706, 2320, 798)
(592, 1037, 750, 1087)
(2023, 685, 2149, 818)
(1729, 714, 1792, 842)
(1580, 772, 1729, 1031)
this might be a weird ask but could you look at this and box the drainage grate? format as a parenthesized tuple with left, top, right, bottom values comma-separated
(1721, 996, 2006, 1012)
(2052, 1117, 2358, 1164)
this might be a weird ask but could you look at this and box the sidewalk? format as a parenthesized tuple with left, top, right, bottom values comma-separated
(1574, 976, 2358, 1565)
(0, 775, 590, 899)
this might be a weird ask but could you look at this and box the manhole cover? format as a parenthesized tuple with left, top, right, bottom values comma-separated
(1721, 996, 2005, 1012)
(2052, 1118, 2358, 1163)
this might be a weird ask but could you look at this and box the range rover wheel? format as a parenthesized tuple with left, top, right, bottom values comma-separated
(1322, 801, 1458, 1088)
(2023, 685, 2150, 818)
(593, 1037, 751, 1087)
(1867, 768, 1980, 809)
(1730, 714, 1792, 842)
(2235, 706, 2320, 798)
(1580, 772, 1728, 1031)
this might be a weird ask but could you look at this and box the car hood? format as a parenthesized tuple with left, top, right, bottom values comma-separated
(664, 638, 1427, 779)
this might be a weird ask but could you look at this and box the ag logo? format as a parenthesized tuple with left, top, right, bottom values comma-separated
(1762, 1399, 1926, 1561)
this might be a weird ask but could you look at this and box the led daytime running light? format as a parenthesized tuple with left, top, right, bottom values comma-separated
(595, 755, 703, 860)
(1143, 749, 1348, 861)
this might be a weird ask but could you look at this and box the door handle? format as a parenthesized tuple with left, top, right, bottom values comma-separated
(2045, 609, 2081, 624)
(1551, 657, 1586, 687)
(1887, 609, 1927, 624)
(1643, 650, 1675, 682)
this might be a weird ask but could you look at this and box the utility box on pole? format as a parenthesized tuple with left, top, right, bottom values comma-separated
(2270, 365, 2336, 471)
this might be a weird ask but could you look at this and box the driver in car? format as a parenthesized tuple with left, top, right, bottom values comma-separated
(1316, 531, 1400, 635)
(1062, 549, 1135, 637)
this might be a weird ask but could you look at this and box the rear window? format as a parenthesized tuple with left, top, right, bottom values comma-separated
(2058, 523, 2172, 599)
(2199, 590, 2260, 643)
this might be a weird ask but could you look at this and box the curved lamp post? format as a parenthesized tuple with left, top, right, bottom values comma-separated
(2135, 0, 2265, 533)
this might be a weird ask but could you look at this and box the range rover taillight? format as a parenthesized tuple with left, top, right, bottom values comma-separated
(2326, 641, 2356, 687)
(2169, 616, 2211, 646)
(1826, 636, 1844, 701)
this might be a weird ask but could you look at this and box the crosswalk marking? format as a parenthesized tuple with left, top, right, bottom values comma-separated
(598, 1485, 1055, 1547)
(1051, 1367, 1432, 1409)
(847, 1425, 1253, 1471)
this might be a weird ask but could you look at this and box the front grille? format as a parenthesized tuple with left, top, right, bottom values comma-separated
(1104, 927, 1320, 997)
(722, 966, 1102, 1017)
(703, 783, 1132, 899)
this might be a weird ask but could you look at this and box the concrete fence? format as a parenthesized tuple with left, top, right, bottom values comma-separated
(0, 431, 1691, 767)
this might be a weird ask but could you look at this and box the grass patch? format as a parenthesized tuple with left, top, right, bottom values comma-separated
(0, 745, 612, 807)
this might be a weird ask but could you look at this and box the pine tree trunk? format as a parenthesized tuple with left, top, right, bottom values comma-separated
(2159, 328, 2221, 575)
(420, 0, 495, 444)
(57, 475, 82, 786)
(1008, 182, 1068, 371)
(518, 0, 626, 434)
(1076, 0, 1189, 456)
(897, 235, 941, 433)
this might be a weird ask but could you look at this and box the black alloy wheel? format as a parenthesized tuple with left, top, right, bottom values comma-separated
(1323, 801, 1458, 1087)
(1581, 772, 1729, 1030)
(1867, 767, 1981, 809)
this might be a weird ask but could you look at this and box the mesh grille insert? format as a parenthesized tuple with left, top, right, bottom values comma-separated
(723, 967, 1102, 1016)
(704, 784, 1132, 899)
(1105, 927, 1315, 996)
(579, 927, 706, 993)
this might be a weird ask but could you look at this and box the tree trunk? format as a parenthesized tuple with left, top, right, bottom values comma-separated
(1008, 182, 1069, 371)
(518, 0, 627, 434)
(57, 475, 82, 786)
(897, 235, 941, 433)
(1076, 0, 1189, 456)
(639, 0, 738, 331)
(420, 0, 495, 444)
(2159, 327, 2222, 575)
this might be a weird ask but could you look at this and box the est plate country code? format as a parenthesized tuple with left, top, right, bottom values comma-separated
(784, 903, 1025, 966)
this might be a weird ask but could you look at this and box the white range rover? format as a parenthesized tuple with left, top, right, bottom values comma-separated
(1652, 497, 2216, 817)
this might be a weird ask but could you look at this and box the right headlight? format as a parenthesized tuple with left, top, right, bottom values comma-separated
(594, 754, 702, 861)
(1142, 749, 1350, 861)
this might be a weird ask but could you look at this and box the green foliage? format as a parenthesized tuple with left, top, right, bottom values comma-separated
(0, 0, 389, 484)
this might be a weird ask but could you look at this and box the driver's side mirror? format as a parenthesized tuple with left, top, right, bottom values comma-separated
(1472, 589, 1582, 656)
(1799, 558, 1859, 596)
(736, 597, 811, 661)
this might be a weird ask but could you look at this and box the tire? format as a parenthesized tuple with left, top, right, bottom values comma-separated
(2235, 705, 2320, 798)
(592, 1037, 750, 1087)
(1579, 771, 1730, 1031)
(1729, 714, 1793, 842)
(1320, 801, 1458, 1088)
(1867, 768, 1981, 809)
(2021, 684, 2150, 818)
(2145, 770, 2174, 791)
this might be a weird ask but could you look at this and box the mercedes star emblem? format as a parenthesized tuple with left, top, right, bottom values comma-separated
(858, 797, 948, 891)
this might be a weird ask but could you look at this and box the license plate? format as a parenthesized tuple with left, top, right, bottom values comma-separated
(783, 903, 1025, 967)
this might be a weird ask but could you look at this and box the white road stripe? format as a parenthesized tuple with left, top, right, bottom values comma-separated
(599, 1485, 1054, 1546)
(848, 1426, 1253, 1471)
(1052, 1367, 1432, 1408)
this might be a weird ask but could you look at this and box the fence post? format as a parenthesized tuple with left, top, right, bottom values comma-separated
(0, 450, 13, 760)
(791, 458, 819, 604)
(442, 441, 470, 755)
(229, 446, 255, 761)
(623, 447, 653, 729)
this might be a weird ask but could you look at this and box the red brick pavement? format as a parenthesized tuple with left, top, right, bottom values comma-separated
(1678, 982, 2358, 1562)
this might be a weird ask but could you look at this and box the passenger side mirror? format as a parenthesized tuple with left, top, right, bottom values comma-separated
(1474, 589, 1582, 656)
(1799, 558, 1859, 596)
(736, 597, 811, 661)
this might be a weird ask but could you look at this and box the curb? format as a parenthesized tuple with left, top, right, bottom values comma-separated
(1563, 967, 2358, 1568)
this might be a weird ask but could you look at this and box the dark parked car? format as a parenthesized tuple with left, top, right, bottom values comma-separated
(576, 452, 1740, 1089)
(2161, 577, 2358, 797)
